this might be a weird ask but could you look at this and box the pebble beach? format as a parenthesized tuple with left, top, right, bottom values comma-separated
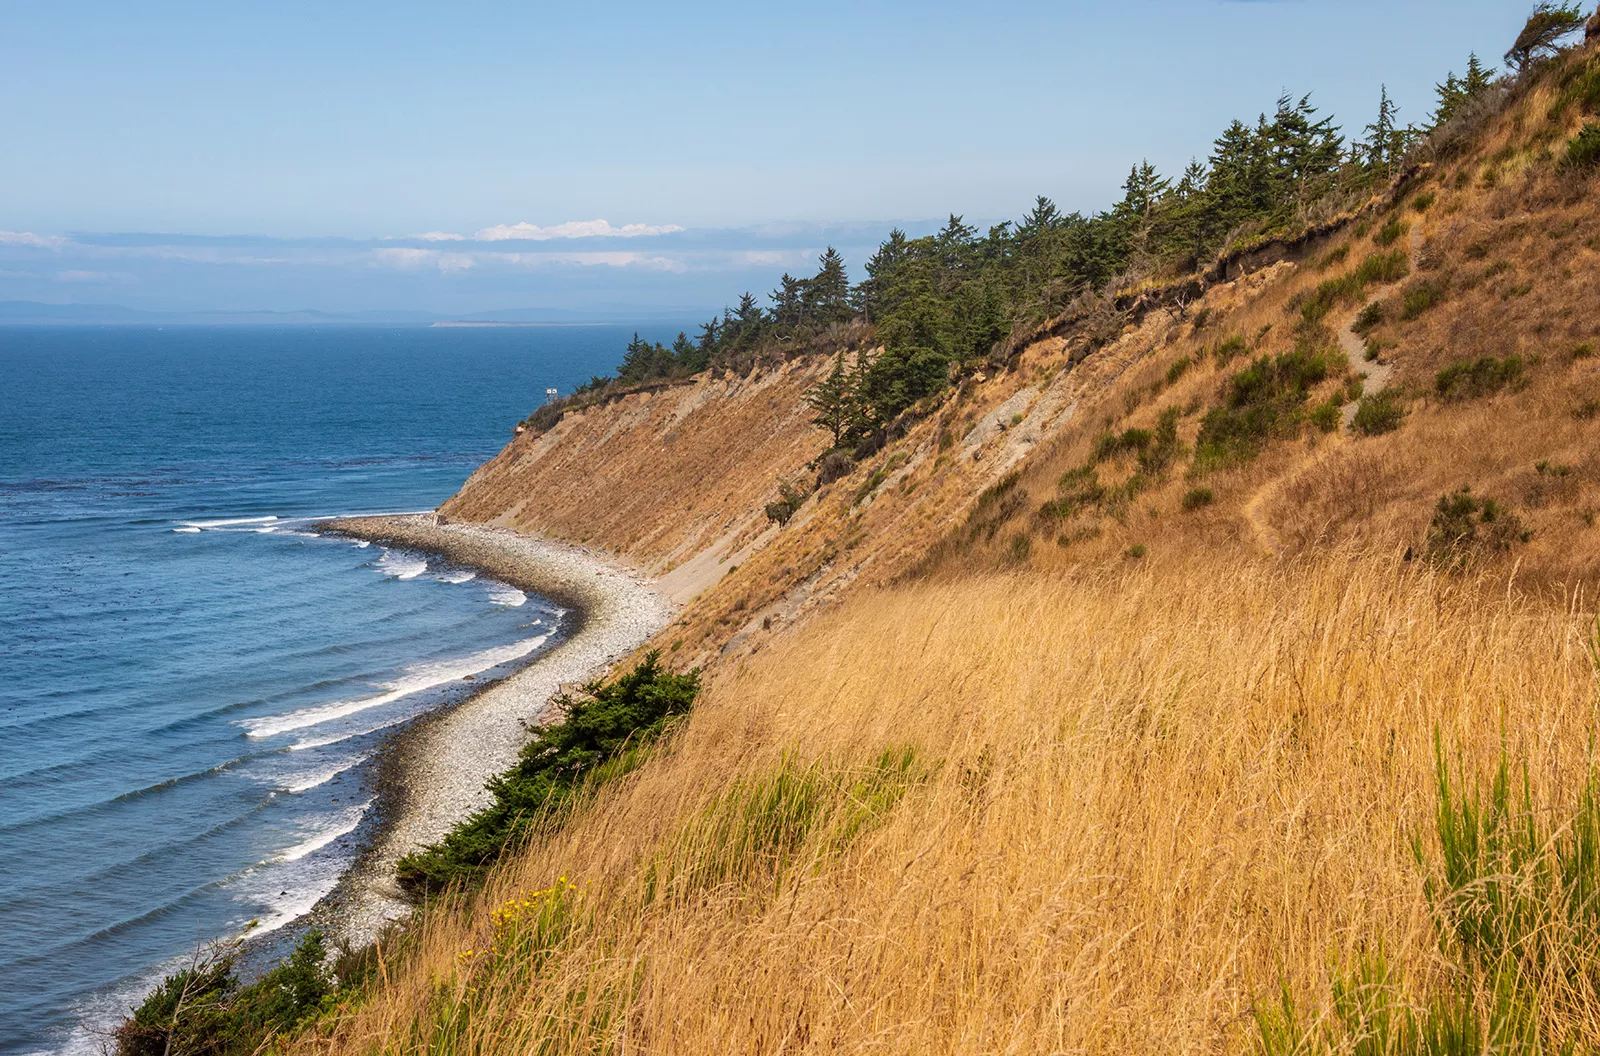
(315, 513, 675, 940)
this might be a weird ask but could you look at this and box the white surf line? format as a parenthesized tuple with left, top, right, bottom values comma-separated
(244, 633, 551, 739)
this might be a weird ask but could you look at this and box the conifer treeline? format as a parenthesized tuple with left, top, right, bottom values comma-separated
(582, 55, 1501, 435)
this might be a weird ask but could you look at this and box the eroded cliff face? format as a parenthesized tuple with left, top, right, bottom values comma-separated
(445, 47, 1600, 669)
(442, 358, 830, 591)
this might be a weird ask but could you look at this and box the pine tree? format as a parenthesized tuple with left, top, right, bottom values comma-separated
(1464, 53, 1494, 95)
(1505, 2, 1586, 72)
(804, 355, 861, 446)
(1361, 86, 1408, 177)
(770, 273, 807, 333)
(807, 247, 851, 325)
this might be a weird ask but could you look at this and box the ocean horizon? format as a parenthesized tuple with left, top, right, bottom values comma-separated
(0, 324, 667, 1055)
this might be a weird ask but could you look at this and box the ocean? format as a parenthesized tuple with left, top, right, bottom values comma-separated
(0, 324, 667, 1055)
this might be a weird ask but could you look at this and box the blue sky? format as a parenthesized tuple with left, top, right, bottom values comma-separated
(0, 1, 1538, 316)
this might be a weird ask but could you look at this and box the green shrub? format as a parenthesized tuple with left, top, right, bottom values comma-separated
(1006, 533, 1032, 563)
(1193, 347, 1336, 471)
(1093, 427, 1150, 462)
(1165, 355, 1193, 386)
(1410, 191, 1437, 212)
(1211, 335, 1248, 366)
(1399, 277, 1449, 320)
(115, 930, 350, 1056)
(397, 653, 700, 895)
(1549, 54, 1600, 119)
(764, 477, 811, 526)
(1316, 245, 1350, 271)
(1309, 399, 1342, 433)
(967, 471, 1026, 541)
(1572, 341, 1596, 360)
(1136, 407, 1184, 477)
(1125, 543, 1147, 560)
(853, 466, 889, 505)
(1373, 217, 1409, 247)
(1425, 486, 1527, 566)
(1563, 121, 1600, 170)
(1039, 466, 1106, 521)
(1297, 274, 1361, 324)
(1355, 249, 1410, 285)
(1181, 486, 1215, 511)
(1352, 389, 1407, 435)
(1353, 301, 1386, 334)
(1434, 356, 1525, 401)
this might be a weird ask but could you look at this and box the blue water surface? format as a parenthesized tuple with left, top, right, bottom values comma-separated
(0, 325, 664, 1055)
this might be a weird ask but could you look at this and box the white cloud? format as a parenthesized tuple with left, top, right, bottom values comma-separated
(412, 231, 466, 241)
(55, 269, 132, 283)
(491, 250, 686, 272)
(370, 247, 476, 272)
(371, 247, 438, 269)
(733, 249, 814, 267)
(472, 219, 684, 242)
(1, 230, 70, 249)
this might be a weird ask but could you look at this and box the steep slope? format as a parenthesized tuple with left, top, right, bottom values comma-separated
(285, 37, 1600, 1056)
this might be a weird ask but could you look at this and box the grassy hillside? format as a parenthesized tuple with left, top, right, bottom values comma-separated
(128, 17, 1600, 1056)
(292, 555, 1600, 1053)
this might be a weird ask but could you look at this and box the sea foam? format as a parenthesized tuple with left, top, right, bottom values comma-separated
(246, 633, 550, 739)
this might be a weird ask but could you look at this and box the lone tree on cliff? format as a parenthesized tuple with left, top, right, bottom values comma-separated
(1505, 2, 1587, 72)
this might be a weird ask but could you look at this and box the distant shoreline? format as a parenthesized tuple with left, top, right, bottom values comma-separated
(309, 514, 675, 943)
(429, 321, 609, 328)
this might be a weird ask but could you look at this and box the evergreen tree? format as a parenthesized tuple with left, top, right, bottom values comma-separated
(807, 247, 852, 325)
(804, 354, 862, 446)
(1361, 85, 1409, 177)
(1432, 54, 1496, 129)
(1505, 2, 1586, 72)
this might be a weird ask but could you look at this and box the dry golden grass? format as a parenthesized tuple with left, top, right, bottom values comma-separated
(298, 552, 1600, 1054)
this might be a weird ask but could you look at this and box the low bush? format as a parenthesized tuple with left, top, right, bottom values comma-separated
(1165, 355, 1192, 386)
(1410, 191, 1437, 212)
(1211, 335, 1248, 366)
(1571, 341, 1596, 360)
(764, 478, 811, 526)
(1373, 217, 1409, 247)
(1355, 249, 1410, 285)
(1181, 486, 1215, 511)
(1353, 300, 1386, 334)
(1398, 277, 1449, 320)
(815, 449, 856, 487)
(1425, 486, 1527, 566)
(397, 653, 700, 895)
(1563, 120, 1600, 170)
(115, 930, 357, 1056)
(1434, 355, 1525, 401)
(1193, 347, 1336, 471)
(1309, 399, 1342, 433)
(966, 471, 1026, 541)
(1316, 245, 1349, 271)
(1093, 427, 1153, 463)
(1137, 408, 1184, 476)
(1352, 389, 1407, 435)
(1038, 466, 1106, 521)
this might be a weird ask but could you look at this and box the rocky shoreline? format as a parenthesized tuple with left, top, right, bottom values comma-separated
(312, 513, 675, 942)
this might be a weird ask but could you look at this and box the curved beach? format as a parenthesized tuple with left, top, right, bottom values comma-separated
(317, 513, 675, 940)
